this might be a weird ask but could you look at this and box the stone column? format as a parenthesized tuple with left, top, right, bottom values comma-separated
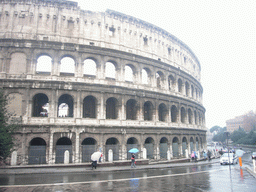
(76, 56, 83, 78)
(169, 143, 173, 159)
(49, 89, 56, 123)
(48, 131, 54, 164)
(52, 53, 59, 77)
(100, 93, 105, 119)
(76, 90, 82, 119)
(178, 141, 182, 158)
(75, 131, 80, 163)
(121, 96, 125, 120)
(138, 99, 143, 121)
(168, 103, 172, 124)
(182, 82, 185, 96)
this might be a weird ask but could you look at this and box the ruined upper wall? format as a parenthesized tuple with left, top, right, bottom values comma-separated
(0, 0, 201, 81)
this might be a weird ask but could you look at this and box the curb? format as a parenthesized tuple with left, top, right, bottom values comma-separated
(0, 159, 220, 175)
(245, 167, 256, 178)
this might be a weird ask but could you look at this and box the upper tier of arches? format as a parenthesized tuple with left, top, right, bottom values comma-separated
(1, 50, 203, 103)
(0, 0, 201, 81)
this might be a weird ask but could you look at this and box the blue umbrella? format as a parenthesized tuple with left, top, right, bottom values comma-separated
(129, 148, 139, 153)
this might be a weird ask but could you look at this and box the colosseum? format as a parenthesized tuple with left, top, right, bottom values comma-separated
(0, 0, 206, 165)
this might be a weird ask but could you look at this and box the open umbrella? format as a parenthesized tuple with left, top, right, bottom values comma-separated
(91, 151, 102, 161)
(235, 149, 245, 157)
(128, 148, 139, 153)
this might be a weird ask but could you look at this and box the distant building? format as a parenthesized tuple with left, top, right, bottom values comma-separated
(226, 116, 244, 133)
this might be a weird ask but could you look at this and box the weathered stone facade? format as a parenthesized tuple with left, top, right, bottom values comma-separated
(0, 0, 206, 165)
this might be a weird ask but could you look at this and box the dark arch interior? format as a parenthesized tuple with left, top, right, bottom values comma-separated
(160, 137, 168, 143)
(30, 137, 46, 146)
(106, 137, 118, 145)
(127, 137, 138, 144)
(82, 138, 96, 145)
(56, 137, 72, 145)
(145, 137, 154, 144)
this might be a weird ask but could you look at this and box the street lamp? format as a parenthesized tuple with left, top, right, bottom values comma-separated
(224, 131, 230, 164)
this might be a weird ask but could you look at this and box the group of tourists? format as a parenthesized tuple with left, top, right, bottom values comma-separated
(191, 150, 212, 162)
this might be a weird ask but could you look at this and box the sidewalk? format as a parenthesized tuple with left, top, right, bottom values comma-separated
(1, 156, 255, 177)
(0, 158, 220, 175)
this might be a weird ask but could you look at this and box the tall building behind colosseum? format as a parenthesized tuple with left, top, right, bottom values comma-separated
(0, 0, 206, 165)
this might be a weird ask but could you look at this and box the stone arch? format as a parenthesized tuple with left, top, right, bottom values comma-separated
(58, 94, 74, 117)
(156, 71, 164, 89)
(144, 101, 153, 121)
(141, 67, 151, 84)
(36, 55, 52, 74)
(81, 137, 97, 162)
(185, 81, 190, 96)
(127, 137, 139, 160)
(172, 137, 179, 158)
(32, 93, 49, 117)
(180, 107, 186, 123)
(190, 137, 194, 153)
(105, 61, 116, 79)
(188, 108, 193, 124)
(105, 137, 120, 161)
(144, 137, 154, 159)
(125, 64, 136, 82)
(158, 103, 167, 122)
(6, 93, 22, 117)
(60, 56, 75, 75)
(178, 78, 183, 93)
(160, 137, 168, 159)
(56, 137, 72, 164)
(168, 74, 175, 90)
(126, 99, 138, 120)
(9, 52, 27, 74)
(199, 112, 202, 125)
(83, 58, 97, 76)
(171, 105, 178, 122)
(194, 110, 198, 125)
(191, 85, 194, 98)
(83, 96, 97, 118)
(28, 137, 46, 164)
(106, 97, 118, 119)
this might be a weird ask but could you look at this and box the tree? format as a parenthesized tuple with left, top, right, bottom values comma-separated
(0, 89, 19, 164)
(236, 130, 256, 145)
(230, 127, 246, 143)
(211, 126, 227, 143)
(210, 125, 222, 133)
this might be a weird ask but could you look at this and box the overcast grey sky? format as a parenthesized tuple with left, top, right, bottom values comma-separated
(75, 0, 256, 129)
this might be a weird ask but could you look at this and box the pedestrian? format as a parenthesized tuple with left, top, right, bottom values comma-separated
(99, 153, 103, 162)
(194, 151, 198, 162)
(131, 153, 136, 168)
(191, 151, 195, 162)
(203, 151, 207, 159)
(207, 150, 211, 161)
(92, 160, 97, 169)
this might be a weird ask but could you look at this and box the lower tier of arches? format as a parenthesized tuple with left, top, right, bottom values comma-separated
(10, 126, 207, 165)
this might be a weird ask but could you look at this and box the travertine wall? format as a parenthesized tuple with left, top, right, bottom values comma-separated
(0, 0, 201, 80)
(0, 0, 206, 165)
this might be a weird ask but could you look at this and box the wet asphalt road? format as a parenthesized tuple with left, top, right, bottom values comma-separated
(0, 151, 255, 192)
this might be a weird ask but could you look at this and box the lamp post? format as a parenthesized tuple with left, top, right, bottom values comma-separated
(224, 131, 230, 164)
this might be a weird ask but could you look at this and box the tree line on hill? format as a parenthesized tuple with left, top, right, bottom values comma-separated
(210, 124, 256, 145)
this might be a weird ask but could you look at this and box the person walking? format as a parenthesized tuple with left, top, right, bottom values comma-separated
(131, 153, 136, 168)
(194, 151, 198, 162)
(207, 150, 212, 161)
(92, 160, 97, 169)
(191, 151, 195, 162)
